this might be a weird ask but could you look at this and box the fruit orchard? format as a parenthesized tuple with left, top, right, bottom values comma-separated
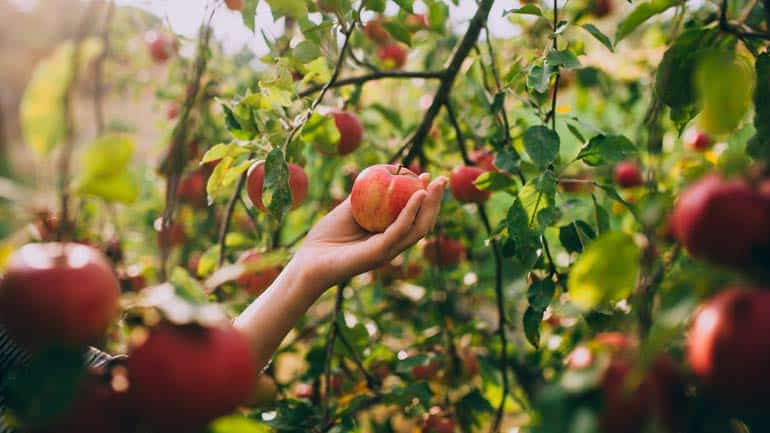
(1, 0, 770, 432)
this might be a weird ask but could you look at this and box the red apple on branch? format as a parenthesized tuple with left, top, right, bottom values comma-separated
(363, 18, 391, 45)
(684, 129, 712, 151)
(0, 243, 120, 350)
(422, 237, 465, 267)
(423, 407, 457, 433)
(378, 43, 407, 69)
(350, 164, 425, 232)
(450, 166, 490, 203)
(469, 149, 497, 172)
(329, 111, 364, 155)
(670, 174, 770, 268)
(688, 287, 770, 408)
(246, 160, 309, 212)
(177, 168, 208, 206)
(613, 161, 643, 189)
(225, 0, 243, 11)
(235, 249, 282, 296)
(128, 322, 257, 431)
(145, 31, 175, 63)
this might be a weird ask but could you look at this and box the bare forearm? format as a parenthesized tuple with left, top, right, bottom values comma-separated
(233, 259, 325, 370)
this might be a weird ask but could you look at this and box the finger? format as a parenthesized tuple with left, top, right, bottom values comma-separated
(418, 172, 431, 188)
(376, 190, 427, 255)
(394, 177, 447, 250)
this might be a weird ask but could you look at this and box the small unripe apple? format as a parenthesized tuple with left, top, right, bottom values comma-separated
(378, 43, 407, 69)
(450, 166, 490, 203)
(249, 374, 278, 408)
(145, 31, 175, 63)
(166, 103, 179, 120)
(688, 287, 770, 408)
(177, 169, 207, 206)
(235, 249, 282, 296)
(351, 164, 425, 232)
(128, 322, 257, 431)
(422, 237, 465, 267)
(405, 13, 429, 31)
(328, 111, 364, 155)
(669, 174, 770, 268)
(469, 149, 497, 171)
(684, 129, 712, 151)
(613, 161, 643, 188)
(0, 243, 120, 350)
(225, 0, 243, 11)
(363, 18, 390, 45)
(246, 161, 309, 212)
(154, 217, 186, 249)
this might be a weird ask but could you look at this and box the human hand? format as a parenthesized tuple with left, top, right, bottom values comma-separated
(288, 173, 447, 294)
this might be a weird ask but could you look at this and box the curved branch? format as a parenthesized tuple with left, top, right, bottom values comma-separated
(298, 70, 445, 97)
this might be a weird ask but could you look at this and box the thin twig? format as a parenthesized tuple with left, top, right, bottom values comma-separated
(158, 3, 217, 279)
(57, 2, 101, 241)
(322, 282, 347, 424)
(92, 0, 115, 136)
(298, 70, 444, 97)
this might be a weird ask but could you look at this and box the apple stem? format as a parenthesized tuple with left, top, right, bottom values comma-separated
(396, 164, 403, 175)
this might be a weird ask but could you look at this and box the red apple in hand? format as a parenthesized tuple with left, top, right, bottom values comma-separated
(0, 243, 120, 350)
(235, 249, 282, 296)
(145, 31, 175, 63)
(688, 287, 770, 408)
(670, 174, 770, 268)
(328, 111, 364, 155)
(350, 164, 425, 232)
(246, 161, 309, 212)
(613, 161, 643, 188)
(378, 43, 407, 69)
(128, 322, 257, 431)
(422, 237, 465, 267)
(450, 166, 490, 203)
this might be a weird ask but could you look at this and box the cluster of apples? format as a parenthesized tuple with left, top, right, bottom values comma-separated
(363, 16, 413, 70)
(0, 243, 264, 433)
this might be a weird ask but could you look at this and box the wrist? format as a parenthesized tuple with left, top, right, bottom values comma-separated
(282, 255, 327, 298)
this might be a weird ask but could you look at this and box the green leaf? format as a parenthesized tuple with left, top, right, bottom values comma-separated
(523, 306, 545, 348)
(301, 112, 340, 154)
(427, 2, 449, 30)
(293, 40, 321, 64)
(391, 0, 414, 10)
(239, 0, 259, 31)
(695, 49, 754, 136)
(527, 64, 551, 94)
(581, 24, 614, 52)
(577, 134, 637, 166)
(265, 0, 307, 18)
(523, 126, 560, 169)
(567, 123, 586, 144)
(748, 53, 770, 161)
(210, 415, 272, 433)
(20, 38, 102, 155)
(592, 194, 610, 234)
(169, 267, 208, 304)
(616, 0, 677, 43)
(474, 171, 516, 192)
(559, 221, 596, 253)
(506, 199, 540, 268)
(302, 57, 332, 84)
(528, 279, 556, 312)
(263, 148, 292, 220)
(363, 0, 386, 12)
(545, 50, 581, 69)
(201, 143, 249, 164)
(655, 28, 719, 129)
(494, 148, 520, 173)
(74, 133, 138, 203)
(207, 156, 235, 200)
(567, 232, 641, 311)
(504, 5, 542, 16)
(382, 21, 411, 46)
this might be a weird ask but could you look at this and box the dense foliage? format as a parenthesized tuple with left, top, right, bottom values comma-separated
(1, 0, 770, 432)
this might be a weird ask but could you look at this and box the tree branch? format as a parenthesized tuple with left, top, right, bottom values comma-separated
(298, 70, 445, 97)
(392, 0, 495, 165)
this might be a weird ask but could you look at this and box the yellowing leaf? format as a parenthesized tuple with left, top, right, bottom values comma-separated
(567, 232, 641, 310)
(20, 38, 102, 155)
(556, 105, 571, 114)
(302, 57, 331, 85)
